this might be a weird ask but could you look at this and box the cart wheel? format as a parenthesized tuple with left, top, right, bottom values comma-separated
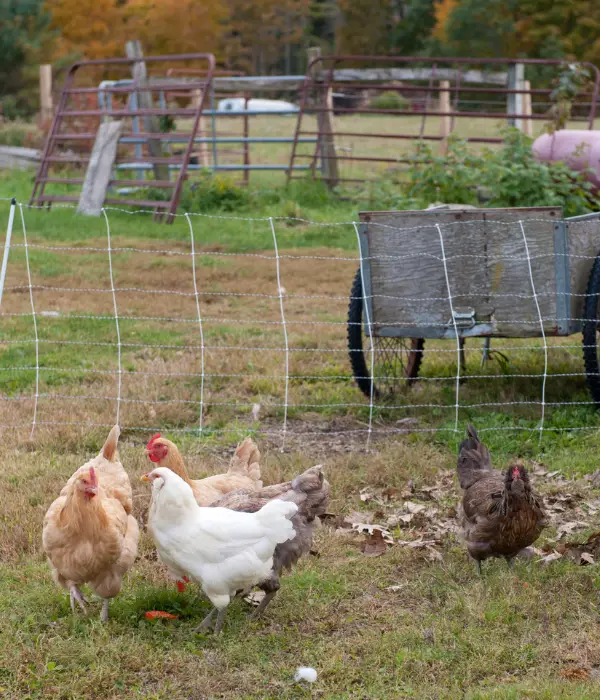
(347, 267, 424, 399)
(583, 253, 600, 407)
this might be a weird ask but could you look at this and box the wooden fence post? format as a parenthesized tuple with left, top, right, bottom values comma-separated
(507, 63, 524, 130)
(521, 80, 533, 138)
(439, 80, 451, 155)
(307, 47, 338, 187)
(39, 64, 53, 125)
(192, 89, 209, 168)
(125, 40, 170, 182)
(78, 121, 124, 215)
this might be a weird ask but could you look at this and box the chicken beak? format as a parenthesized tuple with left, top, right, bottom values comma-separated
(140, 473, 152, 482)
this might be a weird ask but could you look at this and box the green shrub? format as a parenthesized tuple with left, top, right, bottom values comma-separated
(367, 129, 600, 217)
(369, 91, 409, 111)
(0, 120, 42, 148)
(178, 172, 250, 212)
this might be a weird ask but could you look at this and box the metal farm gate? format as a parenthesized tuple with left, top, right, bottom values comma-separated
(288, 56, 600, 187)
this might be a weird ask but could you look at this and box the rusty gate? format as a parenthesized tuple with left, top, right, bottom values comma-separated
(287, 56, 600, 187)
(30, 53, 216, 221)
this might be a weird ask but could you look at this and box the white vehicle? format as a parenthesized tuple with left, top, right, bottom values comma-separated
(217, 98, 298, 114)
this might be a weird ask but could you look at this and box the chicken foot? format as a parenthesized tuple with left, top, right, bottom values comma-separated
(69, 584, 88, 614)
(194, 607, 227, 634)
(195, 607, 217, 632)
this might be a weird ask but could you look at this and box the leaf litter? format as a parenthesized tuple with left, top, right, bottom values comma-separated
(327, 463, 600, 566)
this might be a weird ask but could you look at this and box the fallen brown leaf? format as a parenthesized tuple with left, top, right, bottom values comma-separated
(361, 529, 389, 557)
(560, 667, 590, 681)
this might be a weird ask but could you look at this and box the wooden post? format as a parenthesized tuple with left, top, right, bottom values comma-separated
(507, 63, 524, 130)
(78, 121, 124, 216)
(125, 40, 169, 182)
(39, 64, 53, 125)
(307, 47, 338, 187)
(521, 80, 533, 138)
(191, 89, 208, 168)
(439, 80, 451, 155)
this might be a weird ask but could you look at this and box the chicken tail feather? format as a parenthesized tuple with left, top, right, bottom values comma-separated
(457, 424, 493, 490)
(101, 425, 121, 462)
(227, 437, 262, 487)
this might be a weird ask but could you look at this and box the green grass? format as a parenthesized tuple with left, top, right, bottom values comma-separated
(3, 154, 600, 697)
(2, 441, 600, 699)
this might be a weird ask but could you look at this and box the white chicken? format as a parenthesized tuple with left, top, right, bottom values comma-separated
(141, 466, 298, 634)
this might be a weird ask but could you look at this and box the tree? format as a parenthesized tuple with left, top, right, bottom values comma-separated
(220, 0, 311, 74)
(336, 0, 395, 54)
(442, 0, 521, 58)
(45, 0, 127, 60)
(516, 0, 600, 66)
(125, 0, 225, 60)
(431, 0, 457, 42)
(0, 0, 53, 118)
(391, 0, 437, 56)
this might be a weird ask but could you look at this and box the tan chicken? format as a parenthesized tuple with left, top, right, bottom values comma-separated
(210, 465, 330, 617)
(457, 425, 547, 573)
(145, 434, 262, 505)
(42, 425, 140, 621)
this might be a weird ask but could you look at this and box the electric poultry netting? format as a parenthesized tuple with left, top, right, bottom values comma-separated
(0, 197, 599, 448)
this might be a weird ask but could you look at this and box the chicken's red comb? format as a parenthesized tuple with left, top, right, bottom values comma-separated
(146, 433, 161, 449)
(89, 466, 97, 486)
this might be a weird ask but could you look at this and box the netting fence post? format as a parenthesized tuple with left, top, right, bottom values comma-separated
(19, 204, 40, 438)
(102, 208, 123, 426)
(353, 221, 375, 450)
(0, 198, 16, 308)
(186, 213, 206, 435)
(269, 217, 289, 451)
(519, 219, 548, 442)
(435, 223, 461, 433)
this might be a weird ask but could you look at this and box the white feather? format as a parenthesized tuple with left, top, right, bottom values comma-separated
(146, 467, 298, 610)
(295, 667, 318, 683)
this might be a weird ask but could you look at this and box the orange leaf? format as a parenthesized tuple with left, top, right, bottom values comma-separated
(145, 610, 178, 620)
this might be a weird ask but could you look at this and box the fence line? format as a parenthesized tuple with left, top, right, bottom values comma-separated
(1, 199, 600, 445)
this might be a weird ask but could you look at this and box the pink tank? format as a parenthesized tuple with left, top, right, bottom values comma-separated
(533, 130, 600, 189)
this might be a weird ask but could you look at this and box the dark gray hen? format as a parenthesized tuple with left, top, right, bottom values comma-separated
(210, 465, 330, 616)
(457, 425, 547, 573)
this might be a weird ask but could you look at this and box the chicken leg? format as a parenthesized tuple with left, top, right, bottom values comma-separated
(213, 609, 227, 634)
(250, 591, 277, 619)
(194, 606, 227, 634)
(100, 599, 110, 623)
(195, 607, 217, 632)
(69, 584, 88, 614)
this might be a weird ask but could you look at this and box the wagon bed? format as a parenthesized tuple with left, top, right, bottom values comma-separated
(347, 206, 600, 403)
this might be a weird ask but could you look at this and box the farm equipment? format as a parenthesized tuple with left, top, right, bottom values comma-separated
(347, 207, 600, 405)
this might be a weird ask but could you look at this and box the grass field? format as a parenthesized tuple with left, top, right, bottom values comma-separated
(2, 161, 600, 698)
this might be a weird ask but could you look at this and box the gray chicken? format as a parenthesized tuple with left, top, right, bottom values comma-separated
(457, 425, 547, 573)
(210, 465, 330, 616)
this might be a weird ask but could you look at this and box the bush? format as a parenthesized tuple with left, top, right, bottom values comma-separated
(0, 120, 42, 148)
(367, 130, 600, 217)
(369, 91, 409, 111)
(178, 172, 250, 212)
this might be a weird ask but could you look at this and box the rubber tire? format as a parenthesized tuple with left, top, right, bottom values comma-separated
(347, 267, 424, 399)
(582, 253, 600, 408)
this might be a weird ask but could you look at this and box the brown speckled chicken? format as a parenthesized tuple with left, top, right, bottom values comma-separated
(211, 465, 330, 617)
(457, 425, 547, 573)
